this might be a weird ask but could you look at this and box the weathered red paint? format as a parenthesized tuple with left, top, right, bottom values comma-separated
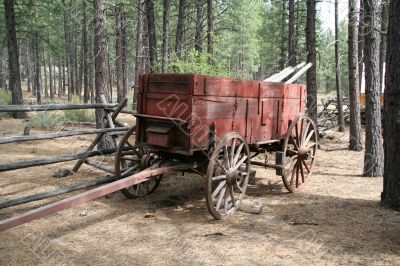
(136, 74, 307, 154)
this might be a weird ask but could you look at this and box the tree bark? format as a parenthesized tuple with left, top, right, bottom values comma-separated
(48, 51, 54, 99)
(207, 0, 213, 57)
(134, 0, 146, 107)
(58, 59, 62, 97)
(83, 0, 89, 103)
(195, 0, 205, 53)
(279, 0, 287, 70)
(34, 32, 41, 104)
(306, 0, 318, 122)
(288, 0, 296, 66)
(115, 3, 127, 102)
(93, 0, 113, 149)
(335, 0, 345, 132)
(382, 0, 400, 210)
(4, 0, 26, 118)
(175, 0, 186, 58)
(43, 51, 48, 98)
(161, 0, 170, 73)
(379, 0, 389, 88)
(363, 0, 383, 177)
(358, 0, 365, 91)
(63, 4, 73, 101)
(145, 0, 157, 72)
(348, 0, 363, 151)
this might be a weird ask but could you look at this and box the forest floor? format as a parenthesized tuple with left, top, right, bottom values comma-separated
(0, 117, 399, 265)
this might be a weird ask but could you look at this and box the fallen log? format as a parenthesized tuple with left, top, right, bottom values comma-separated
(0, 147, 121, 172)
(0, 175, 115, 209)
(0, 127, 129, 145)
(0, 103, 118, 112)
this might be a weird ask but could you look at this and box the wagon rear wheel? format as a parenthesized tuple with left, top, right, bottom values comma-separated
(282, 115, 317, 192)
(115, 126, 161, 198)
(205, 132, 250, 219)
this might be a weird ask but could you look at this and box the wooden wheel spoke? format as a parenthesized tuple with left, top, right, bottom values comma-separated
(212, 180, 226, 197)
(230, 138, 236, 167)
(305, 142, 316, 150)
(304, 130, 315, 145)
(224, 186, 229, 213)
(232, 155, 248, 171)
(233, 143, 244, 166)
(121, 165, 139, 175)
(302, 160, 310, 173)
(295, 123, 300, 147)
(216, 186, 227, 211)
(289, 135, 299, 149)
(290, 161, 297, 186)
(212, 175, 226, 181)
(223, 145, 230, 168)
(216, 159, 227, 173)
(300, 161, 305, 183)
(229, 186, 235, 207)
(302, 121, 311, 143)
(295, 163, 300, 188)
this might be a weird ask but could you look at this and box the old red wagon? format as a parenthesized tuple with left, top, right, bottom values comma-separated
(0, 73, 318, 231)
(114, 74, 318, 219)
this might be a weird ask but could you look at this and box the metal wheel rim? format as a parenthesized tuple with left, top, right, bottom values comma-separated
(281, 115, 318, 193)
(205, 132, 250, 219)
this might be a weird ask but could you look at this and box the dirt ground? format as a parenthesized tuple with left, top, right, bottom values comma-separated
(0, 117, 399, 266)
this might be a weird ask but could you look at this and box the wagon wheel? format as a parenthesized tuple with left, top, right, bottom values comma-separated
(205, 132, 250, 219)
(282, 115, 317, 192)
(115, 126, 162, 198)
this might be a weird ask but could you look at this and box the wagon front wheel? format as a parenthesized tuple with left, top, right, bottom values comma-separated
(205, 132, 250, 219)
(115, 126, 161, 198)
(282, 115, 317, 192)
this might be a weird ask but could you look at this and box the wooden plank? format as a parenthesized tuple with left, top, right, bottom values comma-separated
(0, 127, 129, 145)
(0, 103, 117, 112)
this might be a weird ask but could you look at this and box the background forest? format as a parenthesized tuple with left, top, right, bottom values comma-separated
(0, 0, 351, 104)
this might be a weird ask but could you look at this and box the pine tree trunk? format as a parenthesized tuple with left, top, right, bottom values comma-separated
(26, 42, 31, 93)
(48, 52, 54, 99)
(288, 0, 296, 66)
(134, 0, 145, 106)
(145, 0, 157, 72)
(58, 59, 62, 98)
(93, 0, 113, 149)
(62, 57, 66, 96)
(161, 0, 170, 73)
(348, 0, 363, 151)
(363, 0, 383, 177)
(82, 0, 89, 103)
(4, 0, 26, 118)
(335, 0, 345, 132)
(358, 0, 365, 90)
(382, 0, 400, 210)
(34, 32, 41, 104)
(194, 0, 204, 53)
(379, 0, 389, 88)
(115, 3, 126, 102)
(279, 0, 287, 70)
(306, 0, 318, 122)
(207, 0, 213, 57)
(63, 4, 73, 101)
(43, 51, 48, 99)
(175, 0, 186, 58)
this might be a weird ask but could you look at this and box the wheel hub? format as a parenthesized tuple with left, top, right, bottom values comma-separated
(297, 147, 309, 160)
(226, 169, 239, 185)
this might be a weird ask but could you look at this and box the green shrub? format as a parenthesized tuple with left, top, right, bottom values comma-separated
(168, 50, 244, 78)
(63, 96, 95, 123)
(27, 112, 65, 130)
